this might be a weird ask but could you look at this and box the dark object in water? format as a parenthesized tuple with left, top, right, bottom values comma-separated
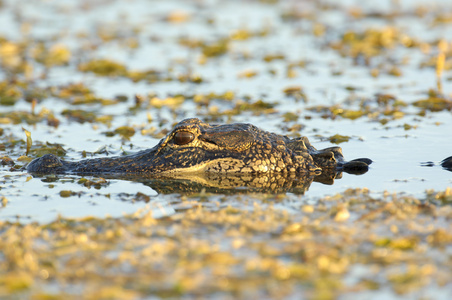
(441, 156, 452, 172)
(27, 118, 372, 177)
(421, 156, 452, 172)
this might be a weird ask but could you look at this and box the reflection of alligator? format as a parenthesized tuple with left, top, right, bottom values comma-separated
(96, 171, 344, 196)
(27, 118, 372, 177)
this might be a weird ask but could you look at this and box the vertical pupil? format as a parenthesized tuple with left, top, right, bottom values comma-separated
(174, 131, 194, 145)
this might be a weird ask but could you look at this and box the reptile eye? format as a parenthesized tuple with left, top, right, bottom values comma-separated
(174, 131, 194, 145)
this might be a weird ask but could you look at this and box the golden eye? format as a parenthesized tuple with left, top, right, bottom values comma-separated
(174, 131, 194, 145)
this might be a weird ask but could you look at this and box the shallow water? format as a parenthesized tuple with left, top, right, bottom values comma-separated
(1, 0, 452, 298)
(1, 0, 451, 222)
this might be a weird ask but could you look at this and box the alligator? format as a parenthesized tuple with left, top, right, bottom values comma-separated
(26, 118, 372, 177)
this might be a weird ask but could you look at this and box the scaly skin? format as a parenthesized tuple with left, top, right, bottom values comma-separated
(26, 118, 371, 175)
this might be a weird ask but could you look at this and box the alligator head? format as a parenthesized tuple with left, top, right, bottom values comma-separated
(27, 118, 371, 176)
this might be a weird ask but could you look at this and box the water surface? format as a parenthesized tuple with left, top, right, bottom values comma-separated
(1, 0, 452, 298)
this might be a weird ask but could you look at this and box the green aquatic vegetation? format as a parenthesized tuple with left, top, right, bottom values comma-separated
(176, 73, 204, 83)
(164, 10, 191, 23)
(0, 111, 38, 125)
(96, 25, 135, 43)
(61, 109, 96, 123)
(306, 94, 410, 122)
(229, 27, 271, 41)
(127, 69, 164, 83)
(79, 59, 128, 77)
(0, 39, 32, 75)
(31, 43, 71, 67)
(387, 65, 403, 76)
(22, 128, 32, 156)
(78, 60, 168, 84)
(283, 86, 308, 102)
(427, 187, 452, 205)
(201, 38, 229, 58)
(23, 86, 49, 103)
(1, 197, 8, 207)
(55, 83, 119, 105)
(412, 96, 452, 112)
(374, 236, 419, 250)
(229, 99, 277, 115)
(102, 131, 115, 137)
(432, 12, 452, 25)
(0, 273, 33, 293)
(375, 93, 400, 106)
(307, 105, 368, 120)
(0, 133, 26, 156)
(387, 265, 434, 295)
(114, 126, 136, 139)
(0, 107, 59, 125)
(94, 115, 114, 126)
(78, 178, 109, 189)
(55, 82, 93, 99)
(329, 27, 417, 64)
(193, 91, 235, 105)
(280, 9, 315, 22)
(402, 123, 416, 130)
(237, 69, 258, 78)
(177, 37, 203, 49)
(1, 156, 14, 166)
(1, 188, 452, 298)
(420, 54, 452, 71)
(229, 29, 253, 41)
(427, 228, 452, 246)
(0, 81, 22, 106)
(328, 134, 350, 144)
(263, 53, 285, 62)
(61, 109, 112, 124)
(150, 96, 185, 109)
(178, 37, 229, 58)
(282, 112, 298, 122)
(72, 95, 118, 106)
(332, 108, 366, 120)
(59, 190, 79, 197)
(29, 142, 67, 158)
